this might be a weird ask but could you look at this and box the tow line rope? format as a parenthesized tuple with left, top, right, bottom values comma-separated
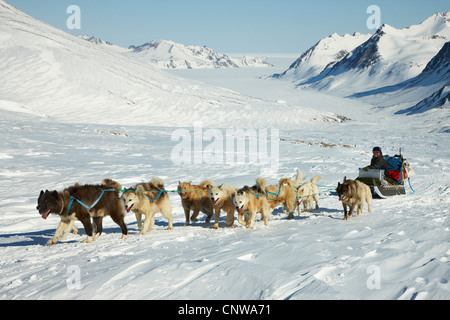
(65, 182, 391, 216)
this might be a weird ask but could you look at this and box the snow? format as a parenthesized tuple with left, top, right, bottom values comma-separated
(0, 0, 449, 300)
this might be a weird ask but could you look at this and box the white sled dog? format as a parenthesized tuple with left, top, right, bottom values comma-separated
(265, 169, 303, 219)
(233, 178, 270, 229)
(207, 183, 237, 229)
(122, 178, 173, 235)
(295, 174, 321, 215)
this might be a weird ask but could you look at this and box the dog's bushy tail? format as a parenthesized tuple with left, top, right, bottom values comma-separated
(293, 169, 303, 186)
(310, 175, 321, 184)
(102, 179, 122, 190)
(279, 177, 293, 188)
(200, 180, 214, 189)
(256, 178, 267, 194)
(151, 177, 165, 190)
(221, 183, 237, 195)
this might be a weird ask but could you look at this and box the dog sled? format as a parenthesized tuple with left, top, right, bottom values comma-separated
(356, 151, 412, 198)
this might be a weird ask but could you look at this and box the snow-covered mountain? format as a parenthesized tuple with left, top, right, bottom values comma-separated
(126, 40, 273, 69)
(81, 37, 273, 69)
(272, 32, 371, 82)
(350, 39, 450, 116)
(0, 0, 339, 128)
(276, 12, 450, 97)
(402, 40, 450, 115)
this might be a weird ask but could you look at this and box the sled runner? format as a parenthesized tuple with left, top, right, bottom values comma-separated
(356, 151, 411, 198)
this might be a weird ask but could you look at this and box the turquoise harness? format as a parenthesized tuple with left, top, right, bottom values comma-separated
(66, 188, 115, 216)
(267, 185, 281, 200)
(145, 190, 164, 203)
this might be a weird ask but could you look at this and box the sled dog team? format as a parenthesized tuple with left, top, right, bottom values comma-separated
(36, 170, 372, 245)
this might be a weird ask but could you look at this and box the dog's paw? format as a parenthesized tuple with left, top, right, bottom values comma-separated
(82, 236, 93, 243)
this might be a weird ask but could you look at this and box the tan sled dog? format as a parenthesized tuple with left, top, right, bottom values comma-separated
(178, 180, 214, 226)
(266, 169, 302, 219)
(207, 183, 237, 229)
(233, 178, 270, 229)
(336, 178, 372, 220)
(295, 175, 321, 215)
(122, 178, 173, 234)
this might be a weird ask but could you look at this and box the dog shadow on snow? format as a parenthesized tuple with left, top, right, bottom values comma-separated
(0, 218, 210, 247)
(0, 225, 134, 247)
(271, 207, 343, 221)
(0, 229, 54, 247)
(0, 208, 345, 247)
(0, 217, 171, 247)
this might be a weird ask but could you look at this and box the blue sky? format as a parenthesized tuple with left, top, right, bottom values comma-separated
(6, 0, 450, 53)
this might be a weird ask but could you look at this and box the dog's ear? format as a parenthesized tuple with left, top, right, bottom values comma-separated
(63, 189, 70, 197)
(39, 190, 44, 197)
(188, 181, 192, 185)
(343, 176, 347, 182)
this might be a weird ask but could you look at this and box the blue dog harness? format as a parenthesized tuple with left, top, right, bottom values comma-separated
(66, 188, 115, 216)
(145, 190, 164, 203)
(267, 185, 281, 200)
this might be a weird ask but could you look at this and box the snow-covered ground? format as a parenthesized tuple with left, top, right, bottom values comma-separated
(0, 1, 449, 300)
(1, 57, 449, 300)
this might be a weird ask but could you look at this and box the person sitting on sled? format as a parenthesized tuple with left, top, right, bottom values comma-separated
(363, 146, 389, 177)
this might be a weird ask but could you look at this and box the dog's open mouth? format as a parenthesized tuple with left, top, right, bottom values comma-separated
(126, 204, 134, 213)
(41, 210, 50, 220)
(237, 207, 245, 213)
(212, 198, 219, 204)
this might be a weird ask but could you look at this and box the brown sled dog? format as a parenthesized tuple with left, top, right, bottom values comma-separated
(207, 183, 237, 229)
(233, 178, 270, 229)
(265, 169, 302, 219)
(177, 180, 213, 226)
(55, 179, 123, 239)
(36, 179, 127, 245)
(121, 178, 173, 235)
(336, 178, 372, 220)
